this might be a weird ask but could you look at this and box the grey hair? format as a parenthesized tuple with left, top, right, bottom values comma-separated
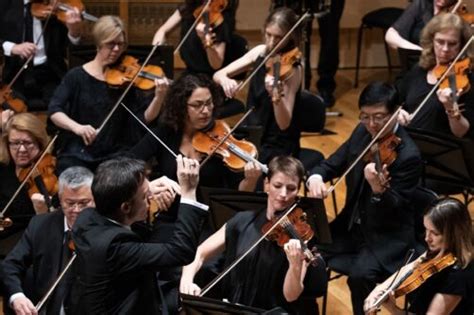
(58, 166, 94, 196)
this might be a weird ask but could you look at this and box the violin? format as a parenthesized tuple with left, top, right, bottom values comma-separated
(432, 57, 471, 119)
(363, 133, 401, 187)
(368, 252, 457, 312)
(31, 0, 98, 23)
(193, 0, 228, 47)
(105, 55, 169, 90)
(17, 153, 58, 211)
(265, 47, 302, 103)
(0, 85, 28, 114)
(192, 120, 268, 173)
(261, 207, 319, 265)
(446, 1, 474, 24)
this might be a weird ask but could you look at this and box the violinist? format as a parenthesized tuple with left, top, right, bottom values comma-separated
(180, 156, 328, 314)
(0, 0, 83, 110)
(71, 156, 208, 314)
(397, 13, 474, 139)
(307, 82, 422, 315)
(0, 113, 54, 257)
(48, 15, 167, 174)
(385, 0, 457, 51)
(152, 0, 239, 76)
(1, 166, 94, 315)
(213, 7, 304, 163)
(364, 198, 474, 315)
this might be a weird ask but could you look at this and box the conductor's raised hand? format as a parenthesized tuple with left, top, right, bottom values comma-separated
(176, 155, 200, 200)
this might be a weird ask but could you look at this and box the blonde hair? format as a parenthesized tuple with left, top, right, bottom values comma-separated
(0, 113, 49, 165)
(419, 13, 474, 70)
(92, 15, 127, 48)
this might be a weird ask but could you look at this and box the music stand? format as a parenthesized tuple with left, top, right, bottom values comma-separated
(407, 127, 474, 203)
(181, 294, 266, 315)
(67, 44, 174, 79)
(199, 187, 332, 244)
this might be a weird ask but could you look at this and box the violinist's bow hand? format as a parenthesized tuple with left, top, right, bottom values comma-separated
(307, 175, 328, 199)
(11, 295, 38, 315)
(397, 109, 411, 126)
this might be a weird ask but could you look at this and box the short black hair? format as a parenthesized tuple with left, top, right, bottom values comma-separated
(92, 158, 146, 217)
(358, 81, 398, 113)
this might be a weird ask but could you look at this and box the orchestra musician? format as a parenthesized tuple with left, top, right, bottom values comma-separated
(152, 0, 246, 118)
(364, 198, 473, 315)
(213, 7, 304, 164)
(48, 15, 167, 174)
(397, 13, 474, 139)
(1, 166, 94, 315)
(307, 82, 422, 315)
(0, 0, 83, 110)
(180, 156, 328, 314)
(153, 0, 240, 77)
(0, 113, 53, 258)
(385, 0, 458, 51)
(71, 156, 208, 314)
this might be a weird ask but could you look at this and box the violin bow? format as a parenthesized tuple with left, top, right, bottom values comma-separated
(409, 35, 474, 120)
(173, 0, 212, 54)
(35, 253, 77, 311)
(0, 134, 59, 228)
(199, 201, 299, 297)
(199, 12, 310, 170)
(327, 106, 403, 194)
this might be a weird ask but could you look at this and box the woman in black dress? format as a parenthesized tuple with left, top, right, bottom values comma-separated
(213, 7, 304, 163)
(397, 13, 474, 139)
(180, 156, 328, 314)
(365, 198, 474, 314)
(48, 15, 167, 173)
(0, 113, 51, 256)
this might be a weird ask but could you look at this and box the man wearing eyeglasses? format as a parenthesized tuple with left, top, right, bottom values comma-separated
(307, 81, 422, 315)
(1, 166, 94, 315)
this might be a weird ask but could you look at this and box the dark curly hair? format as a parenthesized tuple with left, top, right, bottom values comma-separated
(159, 73, 223, 132)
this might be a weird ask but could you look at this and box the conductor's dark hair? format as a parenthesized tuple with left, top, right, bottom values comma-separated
(358, 81, 398, 113)
(92, 158, 146, 217)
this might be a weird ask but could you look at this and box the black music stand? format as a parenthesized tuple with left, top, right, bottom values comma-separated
(181, 294, 266, 315)
(407, 127, 474, 204)
(67, 44, 174, 79)
(199, 187, 332, 244)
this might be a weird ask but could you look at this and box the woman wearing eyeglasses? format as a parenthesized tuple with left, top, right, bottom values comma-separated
(48, 15, 167, 174)
(397, 13, 474, 139)
(0, 112, 52, 257)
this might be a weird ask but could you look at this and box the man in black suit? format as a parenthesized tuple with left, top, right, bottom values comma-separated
(307, 82, 422, 315)
(1, 166, 94, 315)
(0, 0, 82, 110)
(71, 156, 208, 314)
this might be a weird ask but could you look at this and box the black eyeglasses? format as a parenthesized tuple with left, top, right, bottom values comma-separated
(103, 41, 126, 50)
(187, 98, 214, 112)
(359, 113, 390, 125)
(8, 140, 37, 150)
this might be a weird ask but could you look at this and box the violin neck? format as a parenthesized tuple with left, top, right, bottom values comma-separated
(138, 70, 163, 81)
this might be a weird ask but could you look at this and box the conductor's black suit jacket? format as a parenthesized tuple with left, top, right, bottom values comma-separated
(72, 203, 207, 315)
